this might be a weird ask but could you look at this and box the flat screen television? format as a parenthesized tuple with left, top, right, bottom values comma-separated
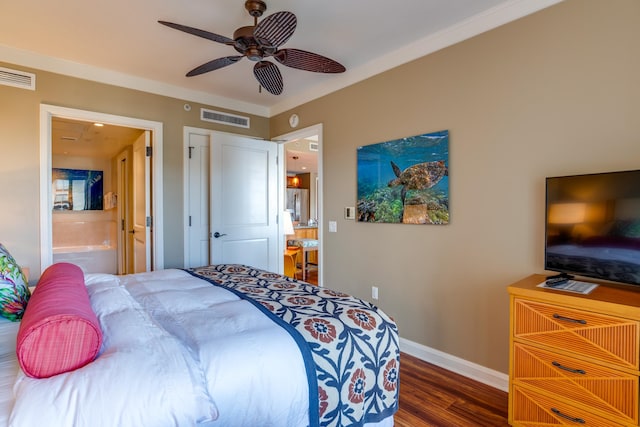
(545, 169, 640, 287)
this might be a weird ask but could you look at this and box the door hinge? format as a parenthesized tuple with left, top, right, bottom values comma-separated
(146, 146, 152, 157)
(146, 216, 152, 227)
(188, 215, 192, 227)
(188, 146, 194, 159)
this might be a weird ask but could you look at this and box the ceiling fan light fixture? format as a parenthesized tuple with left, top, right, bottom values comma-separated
(246, 47, 263, 61)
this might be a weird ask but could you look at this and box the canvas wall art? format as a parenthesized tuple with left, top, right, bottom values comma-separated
(357, 130, 449, 224)
(52, 168, 104, 211)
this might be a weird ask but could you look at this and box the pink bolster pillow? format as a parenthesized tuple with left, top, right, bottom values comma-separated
(16, 262, 102, 378)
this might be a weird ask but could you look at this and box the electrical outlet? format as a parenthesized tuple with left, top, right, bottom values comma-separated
(372, 286, 379, 300)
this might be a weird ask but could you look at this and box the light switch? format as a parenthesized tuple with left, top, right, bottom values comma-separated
(329, 221, 337, 232)
(344, 207, 355, 220)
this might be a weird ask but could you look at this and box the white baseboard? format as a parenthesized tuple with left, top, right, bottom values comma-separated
(399, 337, 509, 392)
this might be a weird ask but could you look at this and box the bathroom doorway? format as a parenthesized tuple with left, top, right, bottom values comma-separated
(40, 104, 165, 276)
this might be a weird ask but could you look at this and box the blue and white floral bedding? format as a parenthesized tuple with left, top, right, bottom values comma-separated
(5, 266, 399, 427)
(188, 264, 400, 427)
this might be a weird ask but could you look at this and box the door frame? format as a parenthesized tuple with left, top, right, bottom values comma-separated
(39, 104, 164, 275)
(183, 126, 211, 267)
(115, 148, 131, 274)
(273, 123, 323, 287)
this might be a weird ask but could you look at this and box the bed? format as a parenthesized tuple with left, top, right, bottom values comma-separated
(0, 263, 399, 427)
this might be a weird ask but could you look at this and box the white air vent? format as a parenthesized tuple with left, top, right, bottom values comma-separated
(309, 142, 319, 152)
(200, 108, 250, 129)
(0, 66, 36, 90)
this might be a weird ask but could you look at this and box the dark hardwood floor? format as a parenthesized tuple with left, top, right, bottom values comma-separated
(396, 352, 509, 426)
(296, 266, 318, 285)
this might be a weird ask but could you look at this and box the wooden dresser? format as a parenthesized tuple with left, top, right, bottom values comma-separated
(508, 274, 640, 426)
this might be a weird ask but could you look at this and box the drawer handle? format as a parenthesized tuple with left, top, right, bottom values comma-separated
(552, 361, 586, 375)
(553, 313, 587, 324)
(551, 407, 585, 424)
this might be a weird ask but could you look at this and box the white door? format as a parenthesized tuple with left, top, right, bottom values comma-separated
(210, 131, 279, 272)
(132, 131, 151, 273)
(185, 131, 211, 268)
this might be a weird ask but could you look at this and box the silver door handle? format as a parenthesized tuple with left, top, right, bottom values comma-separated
(213, 232, 227, 238)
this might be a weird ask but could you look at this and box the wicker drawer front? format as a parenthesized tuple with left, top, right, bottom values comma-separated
(512, 385, 624, 426)
(514, 299, 639, 370)
(513, 343, 638, 424)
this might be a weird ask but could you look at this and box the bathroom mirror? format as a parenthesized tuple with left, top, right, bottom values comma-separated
(52, 168, 104, 211)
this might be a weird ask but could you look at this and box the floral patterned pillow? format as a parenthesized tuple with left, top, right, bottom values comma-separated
(0, 243, 31, 321)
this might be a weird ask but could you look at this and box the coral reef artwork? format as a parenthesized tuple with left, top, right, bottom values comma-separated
(357, 130, 449, 224)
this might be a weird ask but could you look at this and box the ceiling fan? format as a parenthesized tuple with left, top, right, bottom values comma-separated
(159, 0, 346, 95)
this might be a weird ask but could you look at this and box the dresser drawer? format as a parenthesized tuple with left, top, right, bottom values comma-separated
(512, 385, 624, 426)
(513, 299, 640, 370)
(513, 343, 638, 425)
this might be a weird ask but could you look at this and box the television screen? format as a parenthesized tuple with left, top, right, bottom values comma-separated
(545, 169, 640, 286)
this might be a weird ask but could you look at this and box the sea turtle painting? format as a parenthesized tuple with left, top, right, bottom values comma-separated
(356, 129, 449, 224)
(388, 160, 448, 206)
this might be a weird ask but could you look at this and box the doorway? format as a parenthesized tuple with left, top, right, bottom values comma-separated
(275, 124, 323, 287)
(39, 104, 165, 276)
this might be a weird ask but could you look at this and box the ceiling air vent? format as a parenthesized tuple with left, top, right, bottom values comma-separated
(309, 142, 319, 152)
(0, 66, 36, 90)
(200, 108, 250, 129)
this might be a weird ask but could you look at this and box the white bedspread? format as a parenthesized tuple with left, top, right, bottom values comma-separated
(8, 269, 310, 427)
(5, 268, 395, 427)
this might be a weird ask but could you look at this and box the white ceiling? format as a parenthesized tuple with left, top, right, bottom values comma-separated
(52, 117, 143, 159)
(0, 0, 561, 117)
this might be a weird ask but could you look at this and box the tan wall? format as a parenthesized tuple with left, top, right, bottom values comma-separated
(271, 0, 640, 373)
(0, 65, 269, 277)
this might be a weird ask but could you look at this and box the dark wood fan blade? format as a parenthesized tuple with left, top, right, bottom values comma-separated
(253, 11, 296, 49)
(186, 56, 243, 77)
(158, 21, 234, 45)
(274, 49, 346, 73)
(253, 61, 283, 95)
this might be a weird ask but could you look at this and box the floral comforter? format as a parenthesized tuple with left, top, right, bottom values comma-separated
(188, 264, 400, 427)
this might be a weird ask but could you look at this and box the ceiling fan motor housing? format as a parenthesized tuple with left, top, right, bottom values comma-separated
(233, 26, 276, 60)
